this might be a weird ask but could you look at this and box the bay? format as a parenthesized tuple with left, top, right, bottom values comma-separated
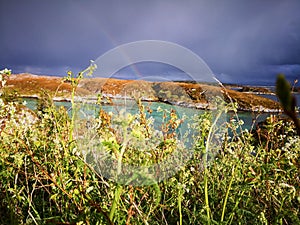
(23, 97, 273, 132)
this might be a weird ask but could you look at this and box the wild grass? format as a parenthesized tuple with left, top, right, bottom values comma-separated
(0, 68, 299, 224)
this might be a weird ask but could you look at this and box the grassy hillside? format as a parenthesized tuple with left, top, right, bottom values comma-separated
(5, 73, 281, 112)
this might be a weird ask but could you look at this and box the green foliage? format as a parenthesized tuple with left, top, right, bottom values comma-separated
(0, 68, 21, 104)
(276, 74, 293, 112)
(275, 74, 300, 135)
(0, 68, 299, 224)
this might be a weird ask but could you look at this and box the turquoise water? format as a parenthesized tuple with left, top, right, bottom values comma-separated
(24, 97, 202, 119)
(23, 97, 272, 132)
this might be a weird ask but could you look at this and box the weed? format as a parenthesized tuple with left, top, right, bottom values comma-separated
(0, 68, 299, 224)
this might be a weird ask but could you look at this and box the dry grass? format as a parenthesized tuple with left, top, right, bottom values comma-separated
(6, 73, 90, 97)
(5, 73, 281, 111)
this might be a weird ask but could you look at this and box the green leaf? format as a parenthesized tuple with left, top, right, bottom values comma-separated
(276, 74, 292, 111)
(50, 193, 59, 201)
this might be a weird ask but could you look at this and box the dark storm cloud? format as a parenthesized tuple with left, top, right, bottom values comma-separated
(0, 0, 300, 84)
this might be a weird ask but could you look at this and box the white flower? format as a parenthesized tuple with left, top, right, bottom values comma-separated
(0, 68, 11, 75)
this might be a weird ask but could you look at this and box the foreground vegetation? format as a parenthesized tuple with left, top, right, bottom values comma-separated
(0, 69, 299, 224)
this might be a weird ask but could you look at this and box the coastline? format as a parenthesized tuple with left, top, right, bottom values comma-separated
(2, 73, 287, 113)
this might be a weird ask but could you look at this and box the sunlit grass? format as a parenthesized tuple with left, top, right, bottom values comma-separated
(0, 68, 299, 224)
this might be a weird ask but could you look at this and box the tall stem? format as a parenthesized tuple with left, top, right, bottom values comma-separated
(69, 86, 76, 142)
(221, 165, 235, 222)
(178, 183, 183, 225)
(109, 184, 123, 221)
(109, 125, 128, 221)
(203, 109, 224, 223)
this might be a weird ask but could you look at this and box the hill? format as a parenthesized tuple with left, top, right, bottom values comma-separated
(3, 73, 281, 112)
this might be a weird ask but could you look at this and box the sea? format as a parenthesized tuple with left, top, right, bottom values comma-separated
(23, 93, 300, 133)
(21, 93, 300, 154)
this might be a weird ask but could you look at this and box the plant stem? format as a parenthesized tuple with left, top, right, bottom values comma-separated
(204, 167, 210, 223)
(69, 86, 76, 142)
(178, 184, 183, 225)
(203, 109, 224, 223)
(110, 125, 128, 221)
(221, 165, 235, 222)
(109, 184, 123, 221)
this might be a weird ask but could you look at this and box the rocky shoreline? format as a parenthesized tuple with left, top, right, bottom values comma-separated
(3, 73, 284, 112)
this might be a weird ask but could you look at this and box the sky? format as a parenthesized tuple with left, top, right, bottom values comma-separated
(1, 0, 300, 85)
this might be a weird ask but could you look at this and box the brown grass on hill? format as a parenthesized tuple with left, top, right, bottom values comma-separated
(6, 74, 90, 97)
(223, 88, 280, 111)
(79, 78, 134, 95)
(4, 74, 282, 111)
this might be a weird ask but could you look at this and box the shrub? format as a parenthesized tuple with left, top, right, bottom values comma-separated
(0, 68, 299, 224)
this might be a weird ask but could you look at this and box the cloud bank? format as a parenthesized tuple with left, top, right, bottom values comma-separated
(1, 0, 299, 85)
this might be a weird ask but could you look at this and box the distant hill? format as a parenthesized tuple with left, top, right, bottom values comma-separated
(3, 73, 282, 112)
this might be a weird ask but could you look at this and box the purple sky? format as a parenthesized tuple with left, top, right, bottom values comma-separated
(1, 0, 300, 85)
